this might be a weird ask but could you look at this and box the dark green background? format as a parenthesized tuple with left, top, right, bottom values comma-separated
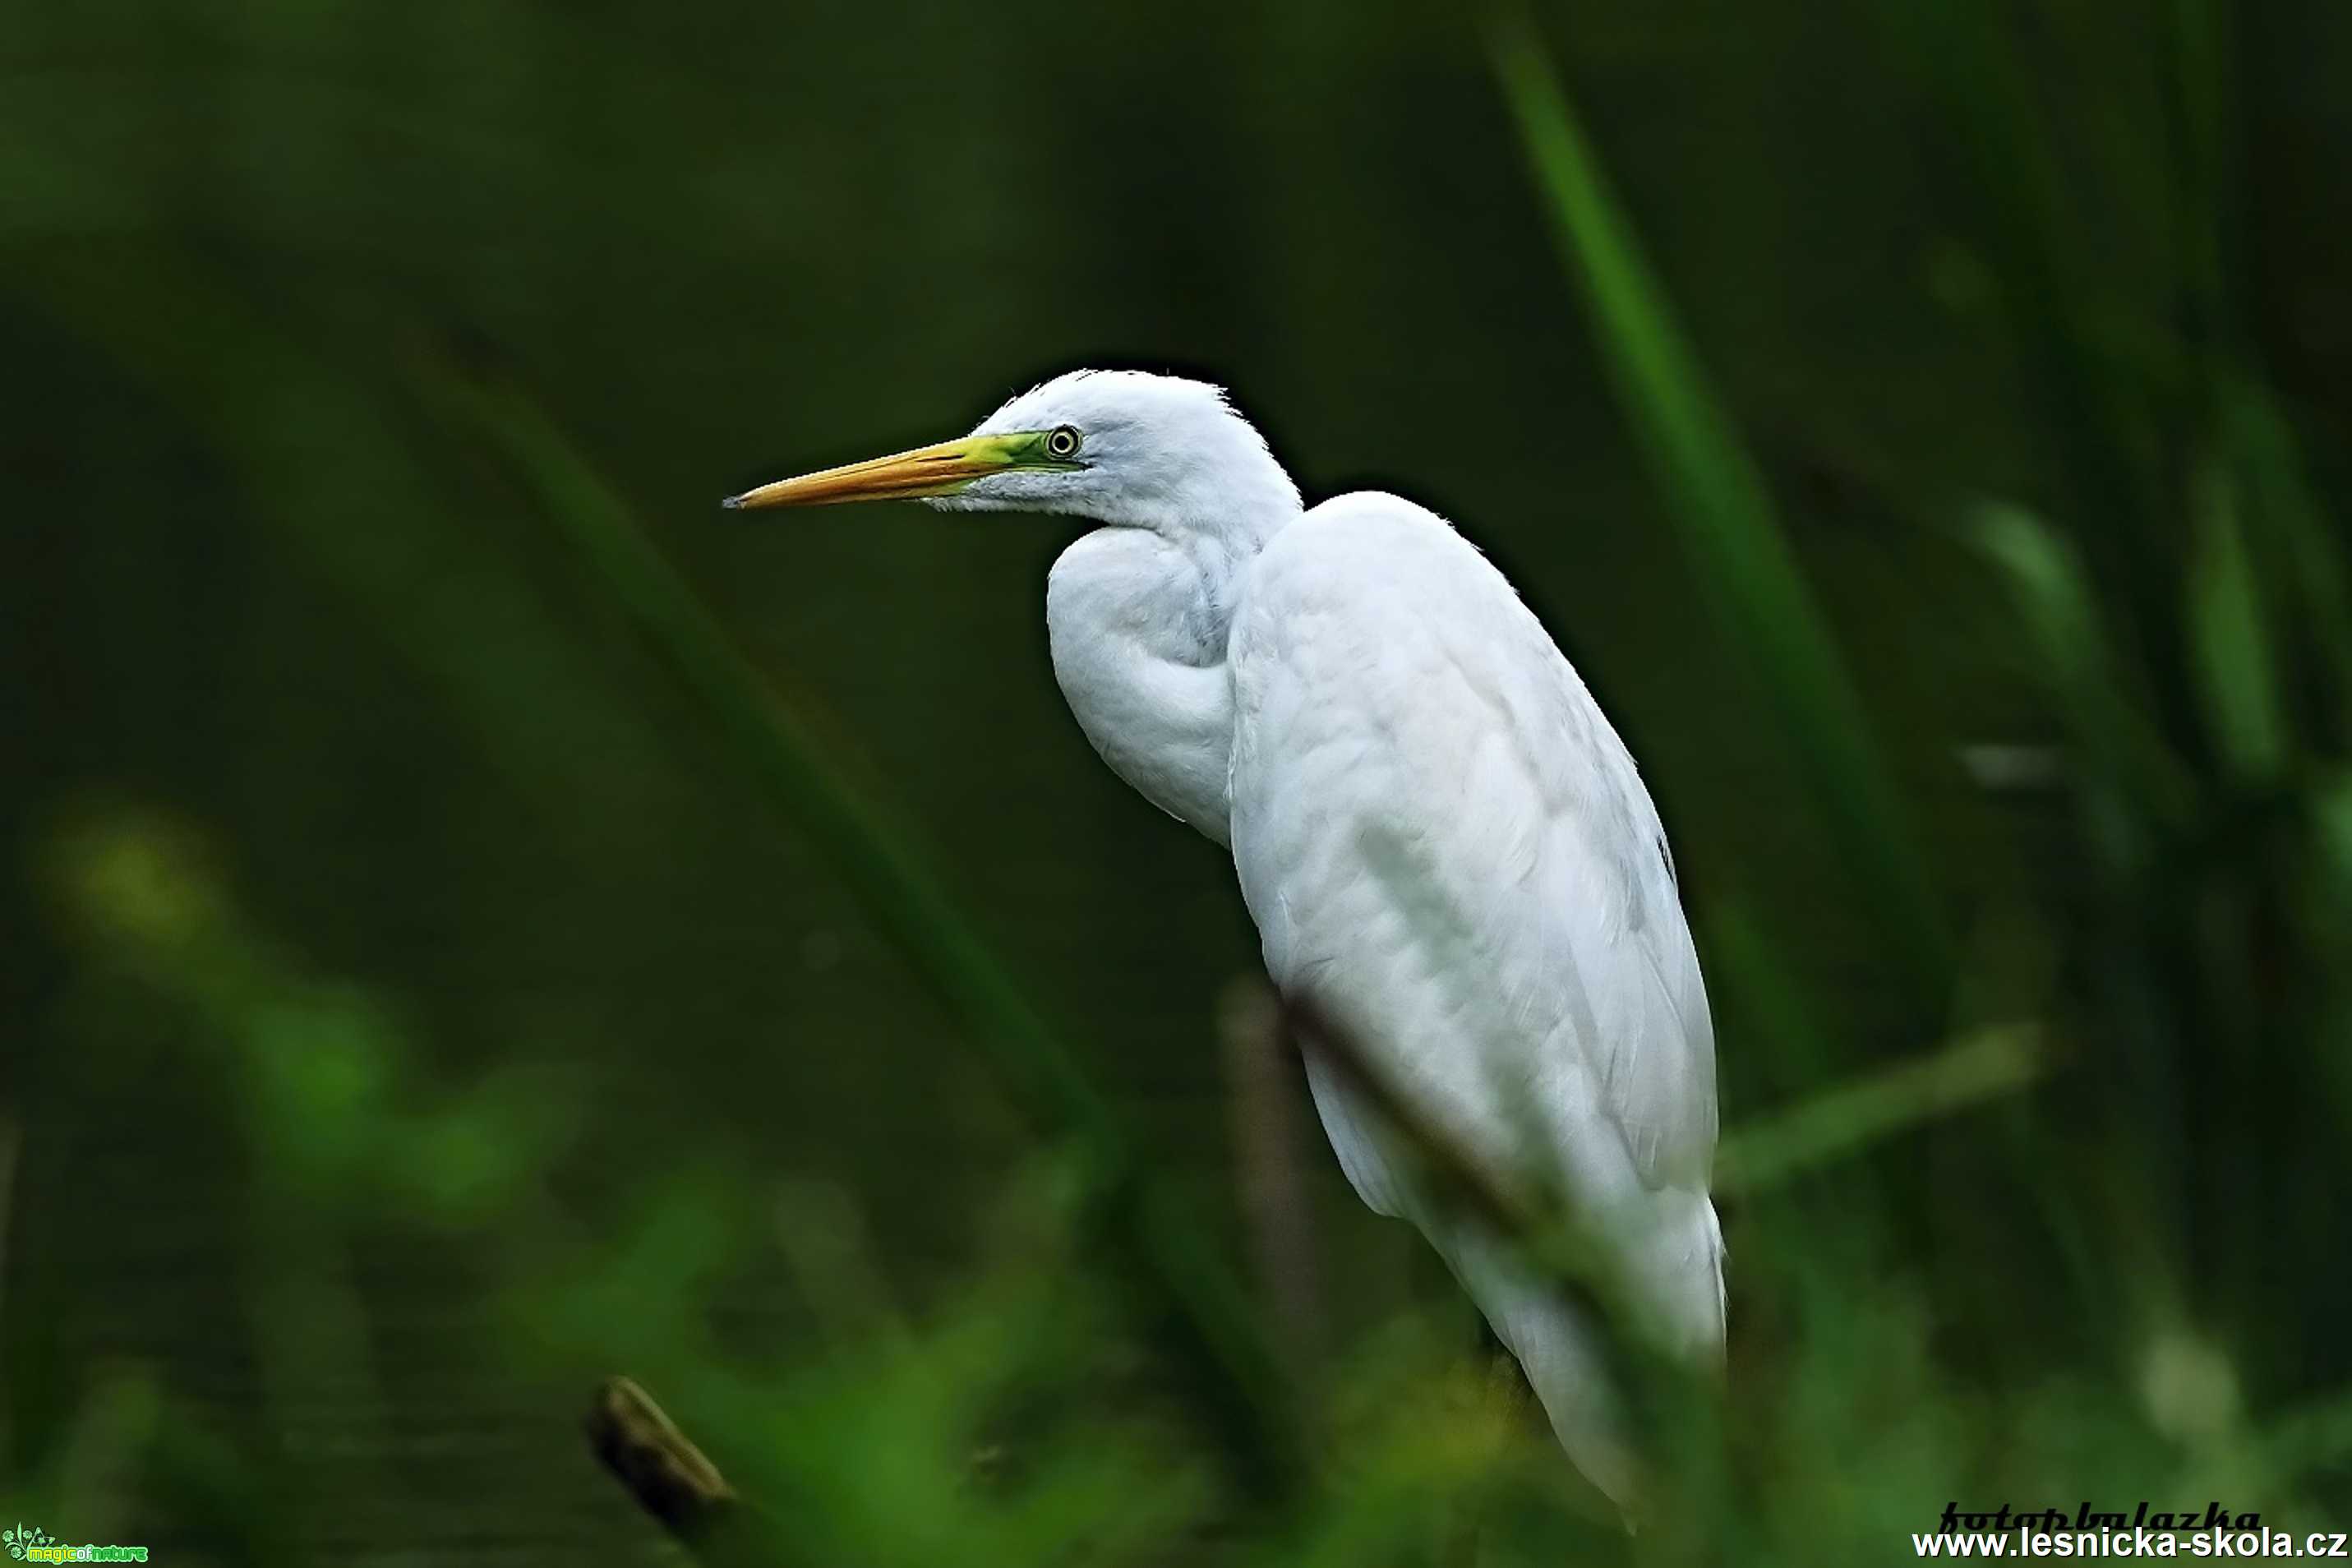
(11, 0, 2352, 1561)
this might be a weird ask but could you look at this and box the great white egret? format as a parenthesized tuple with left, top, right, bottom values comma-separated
(726, 369, 1723, 1510)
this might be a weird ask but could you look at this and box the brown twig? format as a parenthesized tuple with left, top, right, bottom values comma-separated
(585, 1377, 748, 1556)
(1220, 978, 1325, 1380)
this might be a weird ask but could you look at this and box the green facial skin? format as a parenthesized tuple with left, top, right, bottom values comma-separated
(993, 429, 1086, 474)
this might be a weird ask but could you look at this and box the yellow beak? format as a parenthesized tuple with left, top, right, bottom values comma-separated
(722, 433, 1027, 510)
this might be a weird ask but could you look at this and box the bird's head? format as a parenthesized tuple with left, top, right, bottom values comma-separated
(724, 369, 1300, 536)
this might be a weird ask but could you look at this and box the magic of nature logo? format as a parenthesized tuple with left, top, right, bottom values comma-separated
(2, 1526, 146, 1564)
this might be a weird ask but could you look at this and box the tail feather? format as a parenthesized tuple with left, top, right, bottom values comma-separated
(1432, 1219, 1646, 1514)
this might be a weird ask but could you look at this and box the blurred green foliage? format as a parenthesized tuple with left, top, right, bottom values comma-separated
(10, 0, 2352, 1561)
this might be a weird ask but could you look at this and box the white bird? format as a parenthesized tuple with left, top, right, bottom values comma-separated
(726, 369, 1723, 1510)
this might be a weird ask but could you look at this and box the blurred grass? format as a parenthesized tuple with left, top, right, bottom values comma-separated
(1491, 7, 1953, 1000)
(1712, 1023, 2045, 1198)
(12, 0, 2352, 1561)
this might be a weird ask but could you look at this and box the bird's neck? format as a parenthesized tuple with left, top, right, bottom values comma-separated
(1045, 498, 1298, 846)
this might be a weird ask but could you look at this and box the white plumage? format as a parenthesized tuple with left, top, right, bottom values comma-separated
(1229, 492, 1722, 1506)
(731, 367, 1725, 1511)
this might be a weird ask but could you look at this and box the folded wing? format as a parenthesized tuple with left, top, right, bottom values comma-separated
(1224, 491, 1723, 1502)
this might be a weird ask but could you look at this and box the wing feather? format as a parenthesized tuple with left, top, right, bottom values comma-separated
(1226, 491, 1722, 1362)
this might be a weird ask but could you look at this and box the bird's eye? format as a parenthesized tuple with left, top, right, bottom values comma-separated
(1045, 425, 1083, 460)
